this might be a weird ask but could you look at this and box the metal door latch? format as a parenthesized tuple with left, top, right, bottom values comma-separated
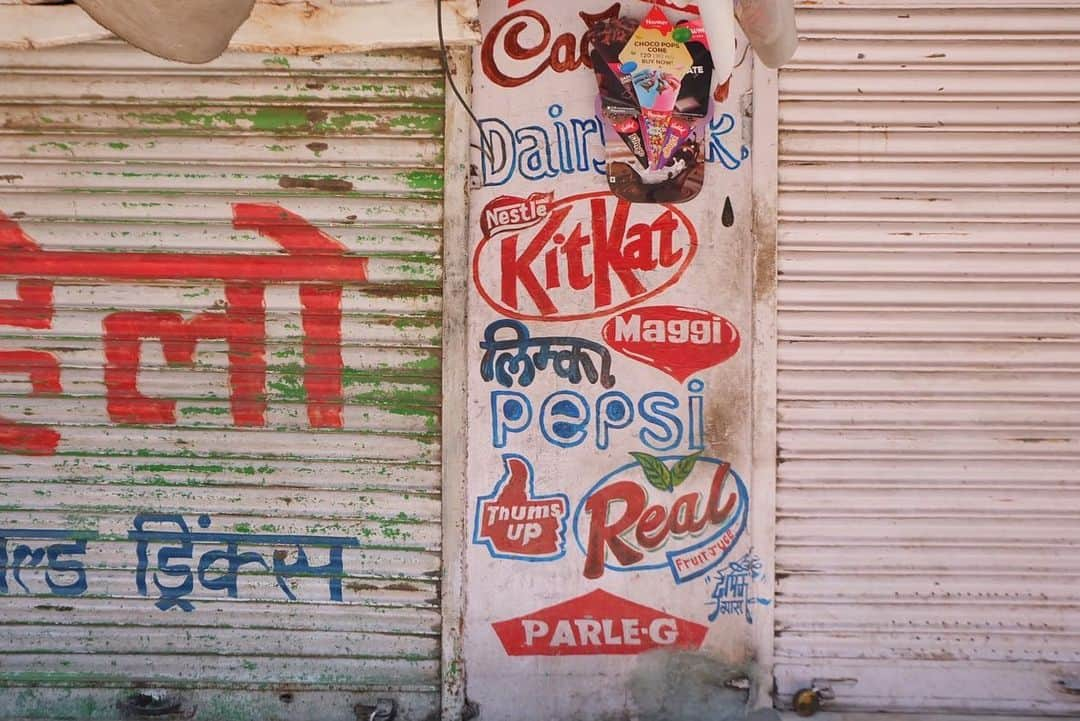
(792, 678, 856, 717)
(369, 699, 396, 721)
(792, 684, 831, 717)
(117, 691, 184, 718)
(354, 698, 396, 721)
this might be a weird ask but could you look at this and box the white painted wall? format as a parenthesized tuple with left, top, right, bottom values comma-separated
(463, 2, 762, 718)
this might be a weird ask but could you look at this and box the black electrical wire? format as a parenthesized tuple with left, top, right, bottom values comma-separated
(436, 0, 495, 165)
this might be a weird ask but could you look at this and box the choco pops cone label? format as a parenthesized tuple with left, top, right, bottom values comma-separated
(619, 6, 693, 168)
(586, 5, 714, 204)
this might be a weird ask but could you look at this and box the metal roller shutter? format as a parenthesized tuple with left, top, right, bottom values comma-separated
(0, 41, 447, 721)
(774, 3, 1080, 715)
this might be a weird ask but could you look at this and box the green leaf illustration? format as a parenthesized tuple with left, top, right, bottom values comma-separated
(630, 452, 672, 492)
(669, 451, 703, 488)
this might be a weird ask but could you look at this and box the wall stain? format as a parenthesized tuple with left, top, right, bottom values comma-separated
(277, 175, 354, 192)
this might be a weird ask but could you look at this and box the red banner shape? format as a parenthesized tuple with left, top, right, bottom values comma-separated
(603, 305, 740, 381)
(492, 588, 707, 656)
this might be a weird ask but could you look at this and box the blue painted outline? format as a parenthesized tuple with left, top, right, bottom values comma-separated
(572, 457, 749, 584)
(491, 390, 533, 449)
(539, 390, 590, 448)
(596, 390, 635, 451)
(665, 477, 749, 583)
(479, 108, 745, 188)
(638, 392, 684, 452)
(473, 454, 570, 563)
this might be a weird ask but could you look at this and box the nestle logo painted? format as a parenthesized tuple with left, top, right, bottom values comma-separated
(603, 305, 740, 381)
(480, 192, 554, 238)
(473, 191, 697, 322)
(573, 454, 748, 584)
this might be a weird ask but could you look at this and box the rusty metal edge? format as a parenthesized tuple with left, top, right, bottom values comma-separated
(750, 57, 781, 712)
(440, 43, 472, 721)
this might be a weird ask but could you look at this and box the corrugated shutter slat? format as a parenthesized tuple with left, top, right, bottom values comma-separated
(0, 40, 445, 721)
(774, 4, 1080, 715)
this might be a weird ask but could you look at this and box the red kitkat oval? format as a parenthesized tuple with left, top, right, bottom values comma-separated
(602, 305, 740, 381)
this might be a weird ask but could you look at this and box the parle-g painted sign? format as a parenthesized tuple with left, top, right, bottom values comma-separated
(491, 588, 707, 656)
(473, 191, 697, 321)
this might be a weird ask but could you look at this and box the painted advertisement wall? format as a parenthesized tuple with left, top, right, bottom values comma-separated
(465, 2, 760, 718)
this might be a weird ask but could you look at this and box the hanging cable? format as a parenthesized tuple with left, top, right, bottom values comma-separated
(436, 0, 495, 165)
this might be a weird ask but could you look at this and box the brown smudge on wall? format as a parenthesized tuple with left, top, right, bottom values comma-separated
(278, 175, 354, 192)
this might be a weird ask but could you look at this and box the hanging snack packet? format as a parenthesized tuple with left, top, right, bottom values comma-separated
(601, 103, 651, 169)
(655, 114, 695, 170)
(588, 15, 640, 109)
(618, 6, 693, 169)
(673, 18, 714, 117)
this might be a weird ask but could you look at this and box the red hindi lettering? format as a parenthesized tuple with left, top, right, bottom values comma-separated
(0, 211, 61, 454)
(0, 211, 54, 329)
(0, 203, 366, 435)
(0, 350, 61, 455)
(103, 283, 267, 426)
(233, 203, 358, 429)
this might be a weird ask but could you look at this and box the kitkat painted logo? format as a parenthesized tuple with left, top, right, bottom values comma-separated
(473, 191, 697, 322)
(492, 588, 707, 656)
(573, 454, 748, 583)
(603, 306, 740, 381)
(474, 454, 569, 562)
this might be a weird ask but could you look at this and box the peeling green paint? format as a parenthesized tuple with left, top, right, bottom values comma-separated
(401, 170, 443, 192)
(132, 463, 224, 474)
(128, 107, 319, 132)
(262, 56, 291, 68)
(389, 113, 443, 134)
(268, 362, 306, 402)
(179, 406, 230, 417)
(391, 315, 436, 330)
(385, 261, 439, 279)
(28, 141, 73, 154)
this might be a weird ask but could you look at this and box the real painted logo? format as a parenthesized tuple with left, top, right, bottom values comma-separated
(603, 305, 740, 381)
(473, 454, 569, 562)
(573, 454, 748, 583)
(474, 191, 697, 321)
(491, 588, 707, 656)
